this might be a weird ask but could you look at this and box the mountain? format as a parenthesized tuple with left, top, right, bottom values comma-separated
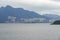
(43, 14, 60, 19)
(0, 5, 60, 23)
(0, 5, 44, 23)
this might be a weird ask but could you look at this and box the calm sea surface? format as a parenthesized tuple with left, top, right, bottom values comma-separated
(0, 23, 60, 40)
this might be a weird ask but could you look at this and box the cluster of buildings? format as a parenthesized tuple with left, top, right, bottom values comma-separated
(6, 16, 16, 23)
(6, 16, 49, 23)
(18, 18, 49, 23)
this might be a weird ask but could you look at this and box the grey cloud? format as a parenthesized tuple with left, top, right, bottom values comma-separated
(9, 2, 60, 15)
(23, 4, 60, 11)
(52, 0, 60, 1)
(0, 1, 60, 15)
(0, 1, 60, 10)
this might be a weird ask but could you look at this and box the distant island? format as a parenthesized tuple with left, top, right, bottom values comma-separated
(52, 20, 60, 24)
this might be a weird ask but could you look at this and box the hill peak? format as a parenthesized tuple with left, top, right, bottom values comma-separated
(0, 5, 13, 9)
(5, 5, 13, 8)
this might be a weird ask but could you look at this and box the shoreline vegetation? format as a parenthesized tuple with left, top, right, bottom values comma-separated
(52, 20, 60, 25)
(0, 22, 50, 23)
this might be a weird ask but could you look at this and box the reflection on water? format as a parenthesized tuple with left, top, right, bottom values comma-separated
(0, 23, 60, 40)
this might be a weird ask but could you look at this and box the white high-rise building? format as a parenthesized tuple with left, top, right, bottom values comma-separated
(8, 16, 16, 23)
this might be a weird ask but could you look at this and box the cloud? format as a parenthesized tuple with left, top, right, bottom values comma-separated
(0, 0, 60, 15)
(52, 0, 60, 1)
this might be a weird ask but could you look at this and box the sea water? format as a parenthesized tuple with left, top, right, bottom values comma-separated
(0, 23, 60, 40)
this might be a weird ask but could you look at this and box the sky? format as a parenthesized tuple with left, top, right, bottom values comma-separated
(0, 0, 60, 15)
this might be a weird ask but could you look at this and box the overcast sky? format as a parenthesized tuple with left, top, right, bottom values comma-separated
(0, 0, 60, 15)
